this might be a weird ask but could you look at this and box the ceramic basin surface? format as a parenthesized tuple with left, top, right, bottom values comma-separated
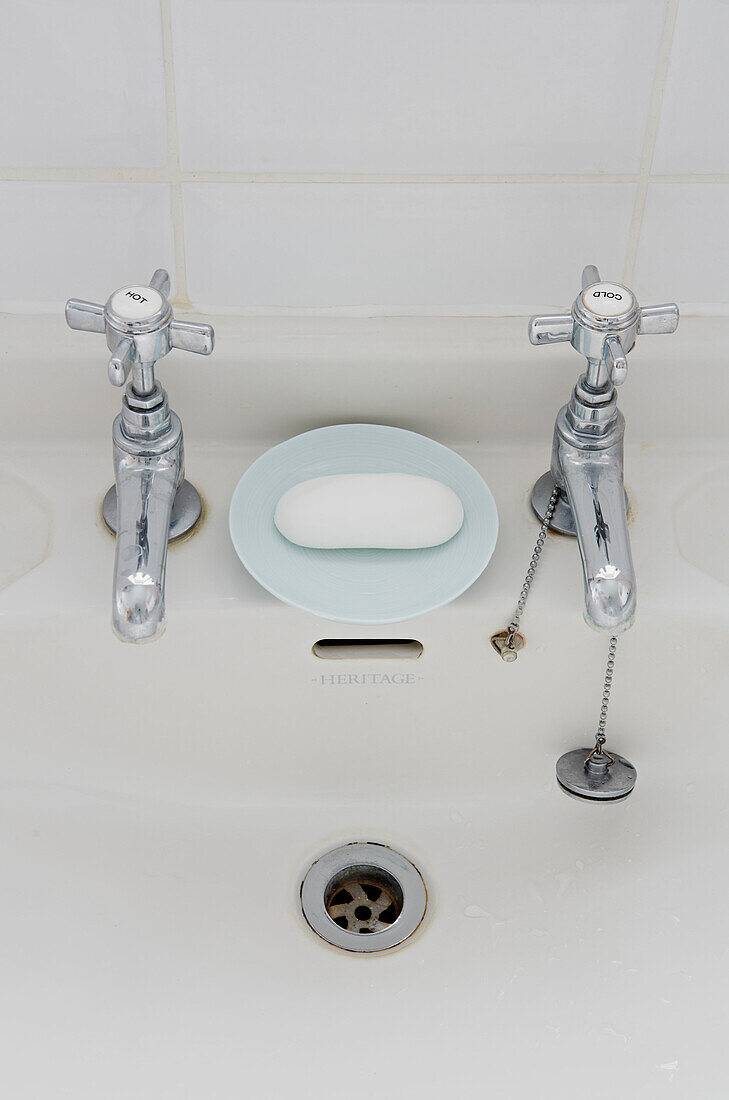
(1, 315, 727, 1099)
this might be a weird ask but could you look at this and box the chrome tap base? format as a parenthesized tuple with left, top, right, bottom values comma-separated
(102, 478, 202, 542)
(531, 470, 629, 539)
(531, 471, 577, 536)
(556, 747, 636, 802)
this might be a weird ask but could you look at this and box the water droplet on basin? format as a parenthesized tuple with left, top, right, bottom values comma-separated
(464, 904, 488, 918)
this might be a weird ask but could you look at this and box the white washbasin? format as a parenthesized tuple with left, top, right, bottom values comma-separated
(1, 314, 727, 1097)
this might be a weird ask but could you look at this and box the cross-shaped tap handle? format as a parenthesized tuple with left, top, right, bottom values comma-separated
(528, 266, 678, 388)
(65, 269, 214, 395)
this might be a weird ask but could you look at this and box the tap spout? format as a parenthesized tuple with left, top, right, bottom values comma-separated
(111, 409, 183, 643)
(552, 405, 636, 633)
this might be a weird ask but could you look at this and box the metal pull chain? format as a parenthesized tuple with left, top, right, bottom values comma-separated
(491, 484, 561, 661)
(585, 634, 617, 767)
(556, 630, 635, 800)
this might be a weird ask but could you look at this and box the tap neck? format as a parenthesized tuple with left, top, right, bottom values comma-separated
(562, 373, 621, 443)
(583, 355, 613, 392)
(118, 383, 176, 448)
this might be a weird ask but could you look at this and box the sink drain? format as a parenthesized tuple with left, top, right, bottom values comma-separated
(326, 865, 404, 933)
(301, 842, 427, 953)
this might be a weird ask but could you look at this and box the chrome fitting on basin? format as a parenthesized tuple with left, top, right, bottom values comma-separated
(529, 265, 679, 633)
(65, 269, 215, 642)
(300, 842, 428, 954)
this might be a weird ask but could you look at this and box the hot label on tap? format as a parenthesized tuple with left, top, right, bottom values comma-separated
(581, 281, 634, 319)
(110, 285, 164, 321)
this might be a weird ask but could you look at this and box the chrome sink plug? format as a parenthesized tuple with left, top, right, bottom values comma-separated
(529, 265, 678, 633)
(65, 270, 214, 642)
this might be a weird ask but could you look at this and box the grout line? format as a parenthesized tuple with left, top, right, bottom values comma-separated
(0, 167, 171, 182)
(0, 169, 640, 184)
(622, 0, 680, 287)
(648, 173, 729, 183)
(1, 166, 727, 185)
(2, 300, 728, 319)
(176, 172, 640, 185)
(159, 0, 191, 309)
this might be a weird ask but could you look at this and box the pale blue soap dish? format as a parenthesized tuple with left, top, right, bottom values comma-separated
(229, 423, 498, 624)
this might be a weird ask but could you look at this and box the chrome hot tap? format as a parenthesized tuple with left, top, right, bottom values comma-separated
(65, 269, 214, 642)
(529, 265, 678, 633)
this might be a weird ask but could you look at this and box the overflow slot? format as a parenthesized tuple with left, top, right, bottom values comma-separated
(312, 639, 423, 660)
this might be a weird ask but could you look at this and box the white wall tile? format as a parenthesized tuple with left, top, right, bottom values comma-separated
(183, 181, 635, 311)
(634, 183, 729, 307)
(172, 0, 665, 175)
(0, 184, 175, 307)
(653, 0, 729, 174)
(0, 1, 166, 168)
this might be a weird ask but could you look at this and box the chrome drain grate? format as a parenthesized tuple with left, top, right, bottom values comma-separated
(325, 867, 403, 934)
(301, 842, 427, 953)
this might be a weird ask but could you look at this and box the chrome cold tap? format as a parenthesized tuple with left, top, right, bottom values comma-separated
(529, 266, 678, 632)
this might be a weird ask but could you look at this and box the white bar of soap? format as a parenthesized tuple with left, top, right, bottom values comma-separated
(274, 473, 464, 549)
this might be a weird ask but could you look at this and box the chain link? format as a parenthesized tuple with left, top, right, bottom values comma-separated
(586, 634, 618, 766)
(503, 484, 561, 650)
(493, 483, 623, 778)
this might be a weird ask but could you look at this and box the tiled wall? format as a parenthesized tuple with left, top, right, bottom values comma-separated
(1, 0, 725, 315)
